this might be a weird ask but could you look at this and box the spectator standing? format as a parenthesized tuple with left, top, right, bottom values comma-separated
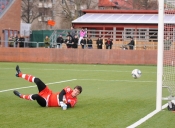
(164, 36, 172, 50)
(67, 32, 73, 39)
(18, 35, 25, 48)
(72, 35, 79, 48)
(8, 36, 14, 47)
(44, 36, 50, 48)
(14, 35, 19, 47)
(87, 36, 93, 49)
(56, 35, 64, 48)
(127, 37, 135, 50)
(70, 26, 76, 39)
(80, 37, 86, 49)
(65, 36, 73, 48)
(78, 28, 86, 45)
(96, 37, 103, 49)
(105, 38, 113, 49)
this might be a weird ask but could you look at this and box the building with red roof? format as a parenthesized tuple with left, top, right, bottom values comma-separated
(72, 10, 159, 42)
(99, 0, 118, 7)
(98, 0, 133, 9)
(71, 0, 160, 50)
(98, 0, 157, 10)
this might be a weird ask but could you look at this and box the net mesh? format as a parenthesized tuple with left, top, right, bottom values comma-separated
(163, 0, 175, 96)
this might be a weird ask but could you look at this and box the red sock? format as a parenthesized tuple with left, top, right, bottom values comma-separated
(19, 73, 35, 83)
(20, 94, 33, 101)
(18, 73, 22, 77)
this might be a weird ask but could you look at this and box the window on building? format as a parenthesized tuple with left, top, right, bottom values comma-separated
(124, 28, 135, 40)
(137, 29, 149, 40)
(124, 28, 158, 41)
(113, 7, 117, 10)
(14, 30, 18, 37)
(89, 29, 96, 37)
(99, 6, 105, 10)
(149, 29, 158, 42)
(10, 30, 13, 37)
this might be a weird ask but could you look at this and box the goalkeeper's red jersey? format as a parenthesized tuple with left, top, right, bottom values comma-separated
(38, 86, 77, 107)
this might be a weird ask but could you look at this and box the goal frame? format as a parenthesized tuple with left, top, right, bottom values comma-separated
(156, 0, 164, 111)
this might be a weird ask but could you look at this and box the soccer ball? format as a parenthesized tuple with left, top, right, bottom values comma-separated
(131, 69, 141, 79)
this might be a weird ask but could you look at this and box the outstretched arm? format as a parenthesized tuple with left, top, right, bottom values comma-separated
(59, 89, 71, 108)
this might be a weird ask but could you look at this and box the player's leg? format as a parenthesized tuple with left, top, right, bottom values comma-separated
(13, 91, 46, 107)
(32, 94, 46, 107)
(16, 65, 46, 92)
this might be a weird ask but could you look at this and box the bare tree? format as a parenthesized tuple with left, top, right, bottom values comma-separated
(121, 0, 158, 10)
(54, 0, 98, 27)
(132, 0, 158, 10)
(21, 0, 41, 23)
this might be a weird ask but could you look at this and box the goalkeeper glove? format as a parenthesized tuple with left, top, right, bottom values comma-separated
(60, 101, 67, 110)
(59, 101, 66, 107)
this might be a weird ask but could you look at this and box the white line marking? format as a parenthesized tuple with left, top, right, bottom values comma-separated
(127, 103, 168, 128)
(0, 79, 77, 93)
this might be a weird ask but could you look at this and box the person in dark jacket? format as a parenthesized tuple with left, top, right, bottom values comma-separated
(80, 37, 86, 49)
(127, 37, 135, 50)
(14, 35, 19, 47)
(56, 35, 64, 48)
(96, 37, 103, 49)
(18, 35, 25, 48)
(65, 36, 73, 48)
(105, 38, 113, 49)
(87, 36, 93, 49)
(72, 35, 79, 48)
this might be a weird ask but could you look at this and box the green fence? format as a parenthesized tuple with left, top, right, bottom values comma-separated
(30, 30, 70, 47)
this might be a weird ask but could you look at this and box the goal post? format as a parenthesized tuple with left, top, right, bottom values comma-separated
(157, 0, 175, 111)
(156, 0, 164, 111)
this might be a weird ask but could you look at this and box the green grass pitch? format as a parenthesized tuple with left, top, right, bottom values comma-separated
(0, 62, 175, 128)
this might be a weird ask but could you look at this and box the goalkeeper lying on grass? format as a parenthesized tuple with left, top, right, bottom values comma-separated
(13, 65, 82, 110)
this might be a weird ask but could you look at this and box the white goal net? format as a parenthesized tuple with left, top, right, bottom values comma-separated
(162, 0, 175, 109)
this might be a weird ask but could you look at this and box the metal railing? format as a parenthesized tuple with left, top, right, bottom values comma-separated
(49, 29, 73, 47)
(47, 29, 160, 47)
(0, 40, 161, 50)
(1, 40, 44, 48)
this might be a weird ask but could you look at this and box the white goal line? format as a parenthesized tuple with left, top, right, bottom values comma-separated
(127, 103, 168, 128)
